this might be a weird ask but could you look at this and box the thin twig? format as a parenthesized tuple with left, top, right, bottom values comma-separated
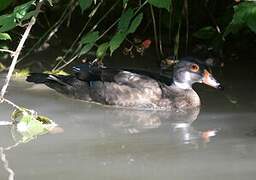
(55, 55, 78, 71)
(0, 1, 43, 98)
(17, 1, 76, 64)
(55, 0, 148, 71)
(1, 98, 23, 111)
(184, 0, 189, 54)
(150, 5, 160, 61)
(53, 0, 118, 71)
(0, 147, 15, 180)
(158, 9, 163, 56)
(0, 49, 14, 55)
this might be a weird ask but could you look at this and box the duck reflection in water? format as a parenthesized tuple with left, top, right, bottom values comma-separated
(99, 106, 218, 146)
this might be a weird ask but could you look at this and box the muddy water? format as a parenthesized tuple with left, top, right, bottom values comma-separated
(0, 66, 256, 180)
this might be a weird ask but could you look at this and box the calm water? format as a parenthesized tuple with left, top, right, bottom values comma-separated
(0, 66, 256, 180)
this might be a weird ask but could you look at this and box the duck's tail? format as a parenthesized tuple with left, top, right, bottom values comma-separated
(26, 73, 50, 83)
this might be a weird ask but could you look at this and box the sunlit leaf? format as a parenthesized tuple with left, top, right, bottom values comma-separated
(80, 31, 99, 44)
(11, 109, 57, 143)
(79, 0, 92, 12)
(110, 31, 127, 55)
(44, 70, 70, 76)
(148, 0, 171, 11)
(14, 0, 35, 21)
(0, 0, 36, 32)
(20, 10, 36, 22)
(0, 32, 11, 40)
(118, 8, 134, 32)
(128, 13, 143, 33)
(0, 63, 6, 72)
(14, 68, 30, 78)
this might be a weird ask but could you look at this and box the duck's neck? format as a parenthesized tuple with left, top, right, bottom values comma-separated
(172, 81, 192, 90)
(168, 81, 201, 108)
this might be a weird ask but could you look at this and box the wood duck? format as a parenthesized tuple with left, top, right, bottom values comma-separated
(26, 57, 223, 111)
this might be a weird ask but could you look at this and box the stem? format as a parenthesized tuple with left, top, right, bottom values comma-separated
(0, 147, 15, 180)
(1, 98, 23, 111)
(17, 1, 75, 64)
(55, 55, 78, 71)
(1, 1, 43, 98)
(53, 0, 119, 71)
(184, 0, 189, 54)
(158, 9, 163, 56)
(0, 49, 14, 55)
(150, 5, 160, 61)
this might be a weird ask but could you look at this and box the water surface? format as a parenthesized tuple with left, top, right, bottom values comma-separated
(0, 69, 256, 180)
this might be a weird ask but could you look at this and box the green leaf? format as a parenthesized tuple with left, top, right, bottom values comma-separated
(79, 0, 92, 12)
(0, 32, 11, 40)
(96, 42, 109, 58)
(19, 10, 36, 22)
(79, 31, 99, 56)
(224, 2, 256, 36)
(148, 0, 171, 11)
(128, 13, 143, 33)
(0, 17, 16, 32)
(118, 8, 134, 32)
(80, 31, 99, 44)
(11, 109, 57, 143)
(247, 10, 256, 33)
(14, 0, 35, 21)
(110, 32, 127, 55)
(193, 26, 218, 40)
(0, 0, 12, 11)
(80, 43, 94, 56)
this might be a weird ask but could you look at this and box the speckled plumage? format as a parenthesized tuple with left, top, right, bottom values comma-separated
(26, 57, 222, 111)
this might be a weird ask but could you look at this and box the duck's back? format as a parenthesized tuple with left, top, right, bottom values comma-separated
(87, 70, 163, 108)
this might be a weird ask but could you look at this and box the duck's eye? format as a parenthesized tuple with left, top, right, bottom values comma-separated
(190, 64, 199, 72)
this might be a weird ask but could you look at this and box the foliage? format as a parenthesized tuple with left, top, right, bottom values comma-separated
(0, 0, 255, 69)
(224, 1, 256, 36)
(0, 32, 11, 40)
(79, 0, 93, 12)
(148, 0, 171, 11)
(80, 31, 99, 56)
(0, 0, 36, 32)
(0, 0, 12, 11)
(11, 109, 57, 142)
(109, 8, 143, 55)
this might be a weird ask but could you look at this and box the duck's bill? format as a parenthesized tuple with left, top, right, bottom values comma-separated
(203, 70, 224, 90)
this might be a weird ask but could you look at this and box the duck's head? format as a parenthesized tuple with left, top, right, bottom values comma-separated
(173, 57, 223, 90)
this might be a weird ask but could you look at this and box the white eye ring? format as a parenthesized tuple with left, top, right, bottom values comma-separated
(190, 64, 199, 72)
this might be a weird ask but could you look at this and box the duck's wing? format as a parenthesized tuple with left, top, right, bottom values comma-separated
(26, 73, 75, 86)
(73, 63, 172, 86)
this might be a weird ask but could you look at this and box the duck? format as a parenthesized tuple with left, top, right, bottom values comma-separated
(26, 57, 223, 111)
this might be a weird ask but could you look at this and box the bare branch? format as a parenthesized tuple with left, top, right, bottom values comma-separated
(0, 147, 15, 180)
(0, 49, 14, 55)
